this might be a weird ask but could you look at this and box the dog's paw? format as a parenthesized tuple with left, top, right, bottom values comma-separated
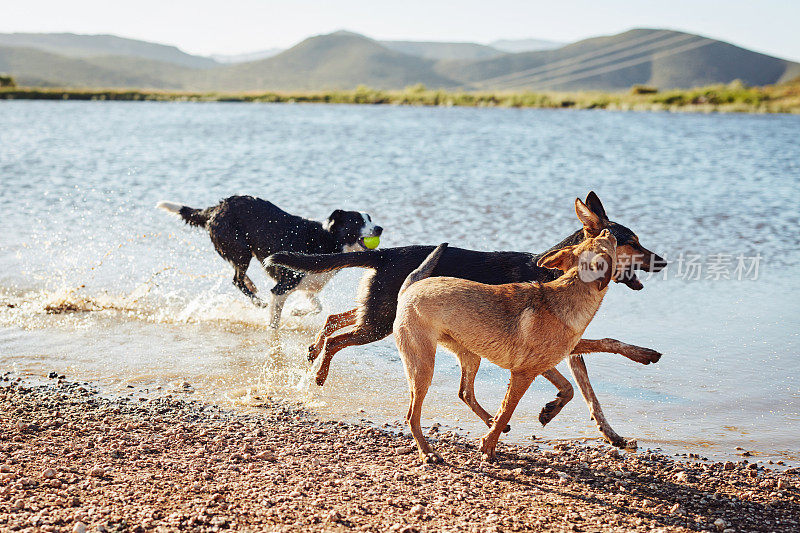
(607, 435, 629, 449)
(629, 347, 662, 365)
(307, 344, 320, 362)
(538, 400, 562, 427)
(315, 368, 329, 387)
(488, 417, 511, 433)
(479, 437, 498, 462)
(423, 452, 443, 465)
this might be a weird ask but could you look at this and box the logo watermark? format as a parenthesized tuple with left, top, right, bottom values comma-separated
(574, 252, 763, 282)
(642, 253, 762, 281)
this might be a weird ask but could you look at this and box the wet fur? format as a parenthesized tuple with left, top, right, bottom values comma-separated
(268, 193, 663, 446)
(157, 195, 381, 328)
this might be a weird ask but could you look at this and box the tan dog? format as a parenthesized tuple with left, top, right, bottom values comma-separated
(394, 215, 619, 463)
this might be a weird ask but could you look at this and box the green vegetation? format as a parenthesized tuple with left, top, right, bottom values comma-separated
(2, 79, 799, 113)
(0, 74, 15, 87)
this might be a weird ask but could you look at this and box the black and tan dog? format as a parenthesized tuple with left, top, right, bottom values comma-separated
(157, 195, 382, 328)
(268, 192, 664, 447)
(395, 224, 619, 462)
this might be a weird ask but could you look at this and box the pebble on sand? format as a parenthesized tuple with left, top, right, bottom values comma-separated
(255, 451, 276, 461)
(2, 378, 798, 533)
(409, 504, 425, 517)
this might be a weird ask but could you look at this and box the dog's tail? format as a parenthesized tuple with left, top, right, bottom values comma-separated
(399, 243, 448, 296)
(156, 201, 212, 228)
(266, 250, 382, 274)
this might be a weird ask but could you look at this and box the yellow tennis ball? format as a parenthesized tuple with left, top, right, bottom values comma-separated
(362, 236, 380, 249)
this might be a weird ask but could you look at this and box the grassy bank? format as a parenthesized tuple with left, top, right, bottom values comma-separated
(2, 80, 799, 113)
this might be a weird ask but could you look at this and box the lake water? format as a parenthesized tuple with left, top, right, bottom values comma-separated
(1, 101, 798, 464)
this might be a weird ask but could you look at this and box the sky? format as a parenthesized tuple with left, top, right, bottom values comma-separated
(2, 0, 799, 62)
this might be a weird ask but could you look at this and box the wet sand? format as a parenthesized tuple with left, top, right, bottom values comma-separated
(1, 373, 799, 533)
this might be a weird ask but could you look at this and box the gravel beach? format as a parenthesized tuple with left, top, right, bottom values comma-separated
(1, 374, 798, 533)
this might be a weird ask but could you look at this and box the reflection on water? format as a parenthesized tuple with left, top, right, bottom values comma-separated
(1, 101, 798, 464)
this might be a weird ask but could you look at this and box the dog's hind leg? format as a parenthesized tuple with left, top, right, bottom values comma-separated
(308, 309, 358, 362)
(568, 355, 635, 449)
(233, 267, 266, 307)
(397, 334, 439, 463)
(241, 273, 258, 296)
(209, 217, 266, 306)
(539, 368, 575, 426)
(454, 350, 511, 433)
(572, 338, 661, 365)
(480, 369, 536, 462)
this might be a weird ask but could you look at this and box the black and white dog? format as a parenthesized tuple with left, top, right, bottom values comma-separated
(156, 195, 382, 328)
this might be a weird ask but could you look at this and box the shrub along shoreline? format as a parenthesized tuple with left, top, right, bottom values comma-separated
(1, 81, 799, 113)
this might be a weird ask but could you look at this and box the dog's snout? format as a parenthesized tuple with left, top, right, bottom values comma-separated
(649, 253, 667, 272)
(374, 226, 383, 236)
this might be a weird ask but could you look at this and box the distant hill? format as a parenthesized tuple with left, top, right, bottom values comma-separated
(198, 31, 458, 91)
(0, 32, 217, 69)
(440, 29, 800, 91)
(0, 45, 188, 88)
(380, 40, 503, 61)
(489, 38, 564, 53)
(211, 49, 284, 63)
(2, 29, 798, 92)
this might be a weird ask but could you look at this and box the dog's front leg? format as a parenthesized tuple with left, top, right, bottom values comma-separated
(267, 292, 289, 329)
(572, 338, 661, 365)
(480, 369, 535, 461)
(567, 355, 636, 449)
(291, 293, 324, 317)
(308, 294, 323, 314)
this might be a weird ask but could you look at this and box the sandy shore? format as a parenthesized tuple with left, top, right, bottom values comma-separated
(1, 374, 798, 533)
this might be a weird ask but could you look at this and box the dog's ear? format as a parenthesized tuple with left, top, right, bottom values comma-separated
(323, 209, 345, 231)
(537, 246, 575, 270)
(592, 253, 614, 291)
(585, 191, 608, 221)
(575, 198, 604, 236)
